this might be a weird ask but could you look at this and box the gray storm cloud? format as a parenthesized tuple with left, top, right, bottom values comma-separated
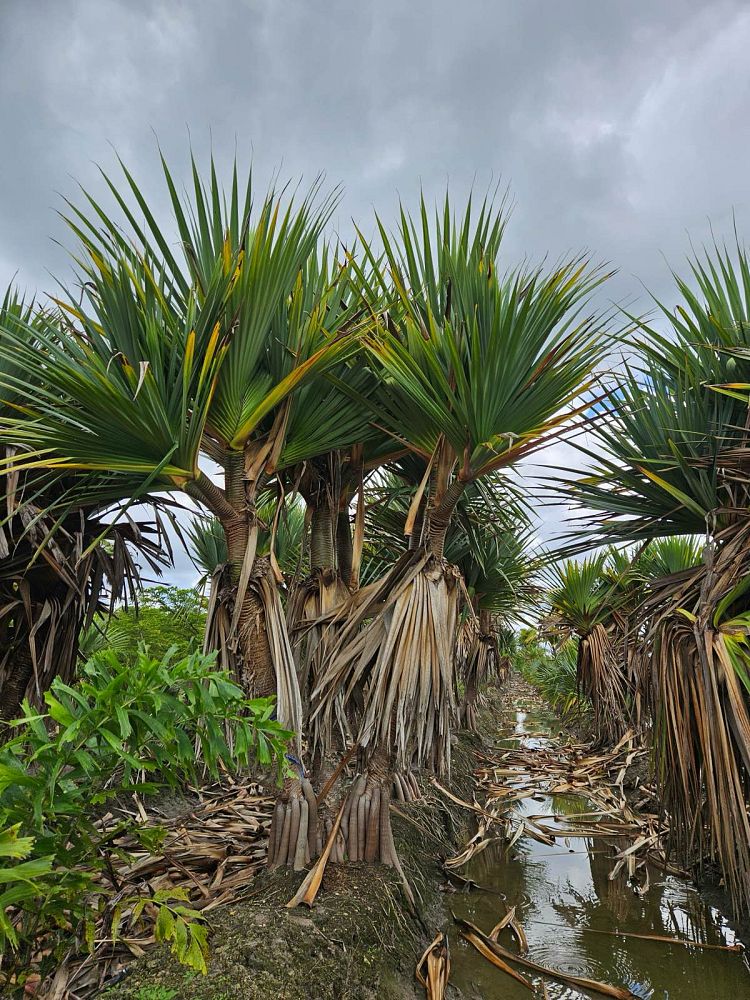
(1, 0, 748, 580)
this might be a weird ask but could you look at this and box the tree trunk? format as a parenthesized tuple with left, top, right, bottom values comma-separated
(427, 479, 466, 559)
(190, 462, 308, 869)
(0, 641, 34, 726)
(189, 463, 278, 700)
(237, 575, 277, 700)
(310, 504, 335, 574)
(479, 608, 491, 636)
(336, 509, 353, 585)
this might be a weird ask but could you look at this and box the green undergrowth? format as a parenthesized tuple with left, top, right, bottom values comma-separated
(0, 649, 291, 992)
(514, 636, 588, 723)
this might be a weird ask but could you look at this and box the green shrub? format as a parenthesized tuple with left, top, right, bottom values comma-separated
(80, 585, 206, 663)
(0, 824, 61, 952)
(515, 637, 583, 718)
(0, 648, 291, 990)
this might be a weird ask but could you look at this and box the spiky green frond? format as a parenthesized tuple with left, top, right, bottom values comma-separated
(0, 157, 370, 501)
(545, 554, 615, 635)
(356, 192, 611, 477)
(188, 493, 306, 578)
(568, 241, 750, 546)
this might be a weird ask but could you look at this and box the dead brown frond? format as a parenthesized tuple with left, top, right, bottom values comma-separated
(33, 779, 274, 998)
(0, 473, 169, 721)
(577, 622, 631, 747)
(415, 932, 451, 999)
(637, 520, 750, 917)
(312, 552, 460, 775)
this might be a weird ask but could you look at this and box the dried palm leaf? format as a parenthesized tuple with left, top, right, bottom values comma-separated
(415, 932, 451, 999)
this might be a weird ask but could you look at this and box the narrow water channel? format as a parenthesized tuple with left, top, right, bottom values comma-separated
(449, 695, 750, 999)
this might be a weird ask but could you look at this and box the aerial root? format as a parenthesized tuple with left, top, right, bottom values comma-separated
(293, 797, 309, 870)
(272, 802, 292, 869)
(393, 771, 421, 802)
(269, 764, 418, 879)
(463, 701, 479, 732)
(341, 769, 401, 866)
(379, 784, 395, 867)
(365, 786, 381, 862)
(346, 774, 366, 862)
(357, 792, 368, 859)
(268, 781, 313, 869)
(301, 777, 319, 861)
(276, 766, 417, 910)
(268, 800, 285, 867)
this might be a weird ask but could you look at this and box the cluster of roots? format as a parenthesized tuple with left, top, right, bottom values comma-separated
(340, 771, 397, 865)
(267, 778, 319, 871)
(268, 769, 421, 868)
(392, 771, 421, 802)
(462, 698, 480, 733)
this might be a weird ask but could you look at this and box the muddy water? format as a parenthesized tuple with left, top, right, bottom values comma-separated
(450, 698, 750, 999)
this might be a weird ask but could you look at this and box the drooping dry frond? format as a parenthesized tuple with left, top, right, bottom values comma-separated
(311, 551, 460, 773)
(201, 555, 302, 741)
(0, 467, 169, 719)
(576, 622, 631, 747)
(637, 520, 750, 916)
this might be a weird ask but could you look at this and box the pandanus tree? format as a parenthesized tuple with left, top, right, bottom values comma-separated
(0, 289, 171, 724)
(543, 554, 633, 745)
(542, 541, 702, 740)
(596, 540, 704, 726)
(311, 194, 610, 866)
(0, 157, 387, 872)
(0, 159, 373, 734)
(567, 241, 750, 916)
(448, 508, 538, 730)
(280, 421, 386, 766)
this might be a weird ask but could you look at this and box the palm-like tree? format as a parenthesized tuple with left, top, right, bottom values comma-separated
(310, 193, 610, 865)
(0, 290, 168, 721)
(446, 491, 538, 729)
(0, 157, 384, 871)
(0, 158, 372, 742)
(567, 241, 750, 917)
(543, 554, 632, 745)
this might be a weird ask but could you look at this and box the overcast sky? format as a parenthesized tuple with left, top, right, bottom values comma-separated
(1, 0, 748, 583)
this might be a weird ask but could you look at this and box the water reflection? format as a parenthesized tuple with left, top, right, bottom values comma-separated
(450, 701, 749, 999)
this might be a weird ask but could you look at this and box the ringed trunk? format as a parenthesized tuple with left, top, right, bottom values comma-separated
(0, 641, 34, 725)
